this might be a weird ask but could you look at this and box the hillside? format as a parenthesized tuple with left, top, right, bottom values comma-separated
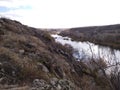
(60, 24, 120, 49)
(0, 18, 81, 90)
(0, 18, 119, 90)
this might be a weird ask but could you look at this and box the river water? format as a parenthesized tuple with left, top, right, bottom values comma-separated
(51, 34, 120, 65)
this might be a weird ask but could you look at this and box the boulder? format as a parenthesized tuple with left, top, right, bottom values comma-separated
(37, 63, 49, 73)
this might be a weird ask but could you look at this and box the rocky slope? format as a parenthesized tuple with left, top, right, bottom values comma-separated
(0, 18, 115, 90)
(0, 18, 84, 90)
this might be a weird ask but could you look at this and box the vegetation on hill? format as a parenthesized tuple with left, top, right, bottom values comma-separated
(0, 18, 120, 90)
(60, 25, 120, 49)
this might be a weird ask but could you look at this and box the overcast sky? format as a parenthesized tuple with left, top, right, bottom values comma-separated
(0, 0, 120, 28)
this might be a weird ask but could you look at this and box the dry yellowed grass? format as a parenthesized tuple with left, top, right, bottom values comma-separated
(0, 47, 49, 82)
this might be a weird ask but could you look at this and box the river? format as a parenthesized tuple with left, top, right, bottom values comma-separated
(51, 34, 120, 66)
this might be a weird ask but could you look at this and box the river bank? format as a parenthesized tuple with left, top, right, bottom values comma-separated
(60, 24, 120, 49)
